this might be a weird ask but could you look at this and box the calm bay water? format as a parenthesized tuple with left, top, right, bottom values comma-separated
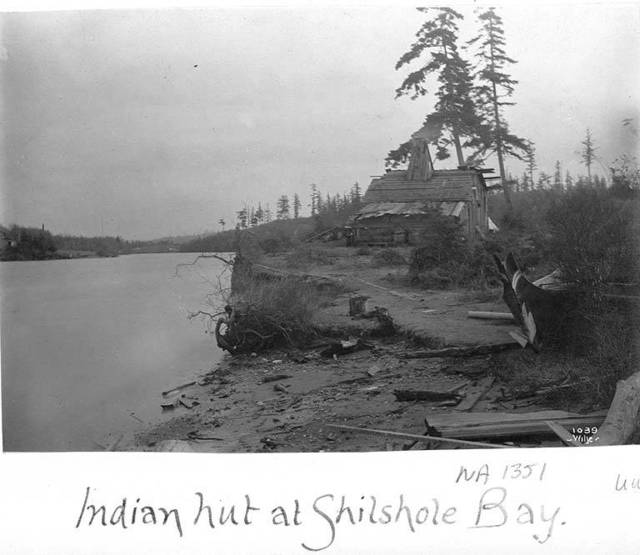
(1, 253, 227, 451)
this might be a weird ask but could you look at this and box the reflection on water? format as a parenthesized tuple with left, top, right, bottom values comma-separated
(1, 253, 227, 451)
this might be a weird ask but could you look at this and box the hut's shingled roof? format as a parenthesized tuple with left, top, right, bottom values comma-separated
(363, 169, 485, 204)
(351, 200, 466, 221)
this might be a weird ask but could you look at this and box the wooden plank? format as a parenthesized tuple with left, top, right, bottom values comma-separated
(431, 412, 607, 440)
(455, 377, 495, 411)
(326, 424, 510, 449)
(545, 421, 579, 446)
(426, 410, 582, 427)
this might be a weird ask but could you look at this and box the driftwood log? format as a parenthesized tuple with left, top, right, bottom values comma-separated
(589, 371, 640, 446)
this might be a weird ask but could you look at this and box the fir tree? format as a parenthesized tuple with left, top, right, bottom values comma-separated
(553, 160, 563, 191)
(236, 207, 248, 229)
(537, 172, 551, 190)
(255, 203, 264, 223)
(310, 184, 321, 216)
(351, 181, 362, 204)
(467, 7, 528, 208)
(218, 218, 226, 231)
(565, 170, 574, 190)
(276, 195, 290, 220)
(525, 141, 537, 186)
(393, 7, 481, 166)
(581, 128, 596, 182)
(293, 193, 301, 219)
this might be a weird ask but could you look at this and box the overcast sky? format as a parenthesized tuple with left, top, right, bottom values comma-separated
(1, 2, 638, 239)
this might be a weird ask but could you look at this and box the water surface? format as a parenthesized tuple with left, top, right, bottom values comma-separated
(1, 253, 227, 451)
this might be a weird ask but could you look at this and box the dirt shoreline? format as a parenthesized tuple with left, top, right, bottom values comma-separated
(123, 249, 604, 452)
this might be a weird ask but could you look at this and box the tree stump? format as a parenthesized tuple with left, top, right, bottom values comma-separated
(349, 295, 369, 317)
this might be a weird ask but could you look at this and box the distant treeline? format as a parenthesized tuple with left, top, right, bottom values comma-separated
(182, 183, 366, 255)
(0, 225, 178, 261)
(180, 218, 320, 255)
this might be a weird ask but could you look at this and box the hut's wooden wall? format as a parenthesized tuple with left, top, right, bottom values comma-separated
(352, 212, 471, 246)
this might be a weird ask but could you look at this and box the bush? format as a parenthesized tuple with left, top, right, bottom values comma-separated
(407, 211, 499, 290)
(370, 248, 407, 267)
(224, 272, 321, 352)
(546, 187, 639, 288)
(409, 209, 468, 274)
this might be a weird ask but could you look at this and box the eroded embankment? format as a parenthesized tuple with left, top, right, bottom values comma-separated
(125, 256, 610, 453)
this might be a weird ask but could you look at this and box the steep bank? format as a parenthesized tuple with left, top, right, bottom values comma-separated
(127, 249, 606, 452)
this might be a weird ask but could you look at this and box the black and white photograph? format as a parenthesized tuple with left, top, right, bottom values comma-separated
(1, 2, 639, 457)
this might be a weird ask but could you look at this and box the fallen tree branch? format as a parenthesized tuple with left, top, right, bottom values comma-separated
(174, 253, 233, 276)
(188, 310, 226, 321)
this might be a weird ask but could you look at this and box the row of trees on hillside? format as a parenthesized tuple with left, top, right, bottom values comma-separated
(226, 182, 363, 231)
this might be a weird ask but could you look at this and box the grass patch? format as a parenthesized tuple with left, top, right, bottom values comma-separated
(370, 248, 407, 267)
(285, 244, 336, 268)
(225, 269, 323, 353)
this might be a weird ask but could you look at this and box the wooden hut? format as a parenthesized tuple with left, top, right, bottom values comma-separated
(347, 126, 493, 246)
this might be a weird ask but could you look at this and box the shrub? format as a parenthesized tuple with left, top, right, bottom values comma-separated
(407, 211, 500, 290)
(546, 187, 639, 288)
(371, 248, 407, 267)
(224, 272, 321, 353)
(408, 209, 468, 275)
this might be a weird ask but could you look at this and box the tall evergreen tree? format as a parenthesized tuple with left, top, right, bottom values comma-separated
(553, 160, 563, 191)
(467, 7, 528, 209)
(581, 128, 596, 181)
(537, 172, 551, 190)
(525, 141, 537, 186)
(276, 195, 290, 220)
(565, 170, 574, 190)
(293, 193, 301, 219)
(310, 183, 321, 216)
(350, 181, 362, 204)
(236, 207, 248, 229)
(255, 203, 264, 223)
(393, 7, 481, 166)
(218, 218, 226, 231)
